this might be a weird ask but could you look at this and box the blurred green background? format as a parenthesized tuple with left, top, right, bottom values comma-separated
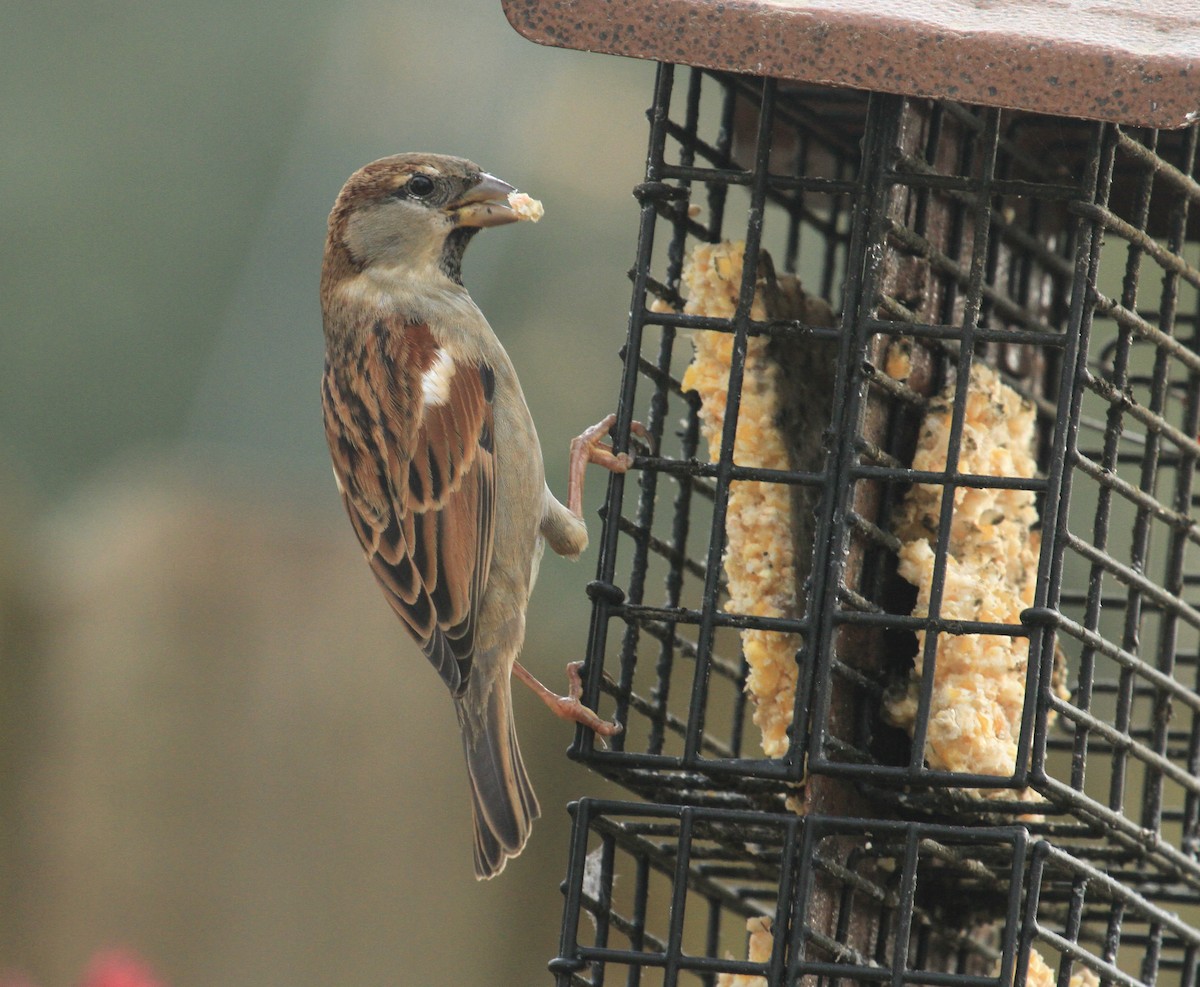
(1, 3, 655, 984)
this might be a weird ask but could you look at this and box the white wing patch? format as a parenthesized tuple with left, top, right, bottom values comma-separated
(421, 347, 456, 406)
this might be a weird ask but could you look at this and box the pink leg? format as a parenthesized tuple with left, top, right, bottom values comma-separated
(567, 414, 649, 518)
(512, 660, 622, 737)
(540, 414, 641, 739)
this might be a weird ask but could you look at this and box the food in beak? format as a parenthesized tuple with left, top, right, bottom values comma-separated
(507, 192, 544, 222)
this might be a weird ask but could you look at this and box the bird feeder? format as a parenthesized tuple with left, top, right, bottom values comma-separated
(504, 2, 1200, 983)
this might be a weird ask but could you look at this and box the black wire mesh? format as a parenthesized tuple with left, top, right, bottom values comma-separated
(560, 62, 1200, 985)
(554, 801, 1200, 987)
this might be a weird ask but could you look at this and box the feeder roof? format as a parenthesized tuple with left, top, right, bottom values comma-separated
(503, 0, 1200, 129)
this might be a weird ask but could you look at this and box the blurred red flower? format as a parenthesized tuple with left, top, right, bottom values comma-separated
(80, 950, 164, 987)
(0, 950, 165, 987)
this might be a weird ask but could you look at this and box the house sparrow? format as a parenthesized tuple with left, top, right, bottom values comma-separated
(320, 153, 626, 879)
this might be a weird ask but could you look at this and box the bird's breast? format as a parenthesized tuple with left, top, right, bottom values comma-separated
(332, 267, 482, 331)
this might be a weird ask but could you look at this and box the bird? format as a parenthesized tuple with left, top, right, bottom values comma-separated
(319, 153, 628, 879)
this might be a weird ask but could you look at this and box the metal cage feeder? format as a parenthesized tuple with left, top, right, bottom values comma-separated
(503, 2, 1200, 984)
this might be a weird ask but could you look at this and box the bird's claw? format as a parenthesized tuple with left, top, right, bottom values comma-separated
(513, 660, 623, 739)
(567, 413, 649, 517)
(549, 693, 624, 738)
(563, 660, 622, 746)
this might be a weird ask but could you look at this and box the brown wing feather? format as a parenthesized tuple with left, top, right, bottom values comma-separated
(322, 317, 495, 697)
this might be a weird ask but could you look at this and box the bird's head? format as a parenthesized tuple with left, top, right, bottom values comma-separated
(325, 153, 522, 286)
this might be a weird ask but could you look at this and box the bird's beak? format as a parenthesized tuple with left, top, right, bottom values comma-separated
(450, 173, 519, 228)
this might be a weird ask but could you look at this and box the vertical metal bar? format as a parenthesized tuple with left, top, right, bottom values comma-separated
(1109, 128, 1164, 824)
(552, 800, 596, 986)
(819, 153, 848, 306)
(784, 120, 808, 274)
(911, 922, 932, 979)
(1050, 124, 1121, 797)
(1028, 120, 1109, 786)
(1140, 920, 1164, 985)
(801, 91, 903, 778)
(629, 66, 705, 758)
(1186, 197, 1200, 857)
(576, 61, 676, 757)
(768, 814, 803, 986)
(626, 849, 652, 987)
(1100, 896, 1126, 987)
(996, 830, 1029, 987)
(682, 76, 779, 766)
(1141, 124, 1200, 836)
(1182, 942, 1199, 987)
(888, 827, 923, 987)
(937, 115, 977, 328)
(710, 77, 751, 758)
(661, 807, 696, 987)
(1015, 842, 1046, 987)
(785, 815, 822, 980)
(706, 70, 738, 245)
(648, 397, 701, 757)
(1032, 121, 1104, 787)
(908, 107, 1003, 776)
(912, 103, 944, 243)
(1058, 869, 1091, 987)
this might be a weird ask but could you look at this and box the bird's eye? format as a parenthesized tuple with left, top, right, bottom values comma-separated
(407, 174, 436, 198)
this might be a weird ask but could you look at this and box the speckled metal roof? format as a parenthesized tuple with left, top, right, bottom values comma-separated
(503, 0, 1200, 128)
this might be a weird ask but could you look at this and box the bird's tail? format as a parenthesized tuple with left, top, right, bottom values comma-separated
(456, 673, 540, 879)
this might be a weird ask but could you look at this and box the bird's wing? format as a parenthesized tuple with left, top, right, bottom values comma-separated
(322, 318, 495, 697)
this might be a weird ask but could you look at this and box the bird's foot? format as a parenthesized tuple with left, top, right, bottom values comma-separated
(567, 413, 650, 518)
(513, 660, 623, 737)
